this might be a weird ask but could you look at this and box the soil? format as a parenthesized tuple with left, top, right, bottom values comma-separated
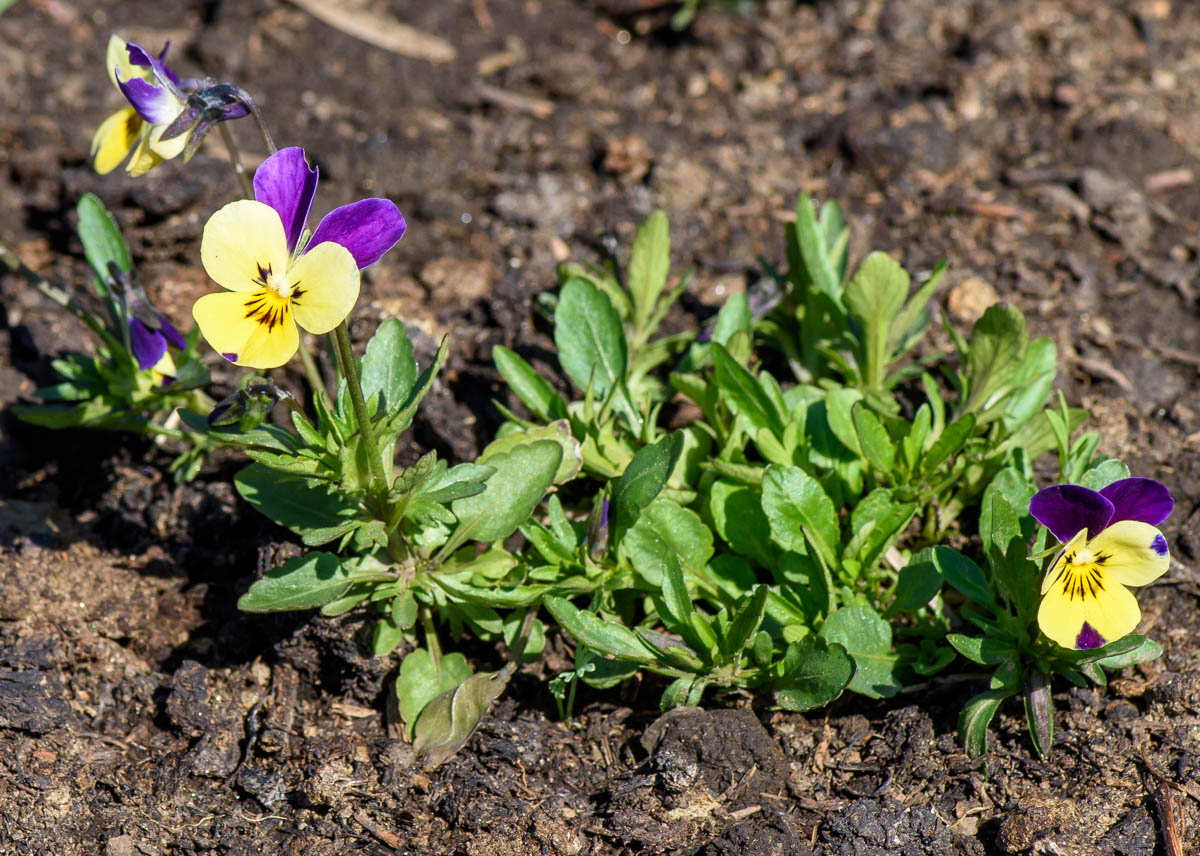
(2, 0, 1200, 853)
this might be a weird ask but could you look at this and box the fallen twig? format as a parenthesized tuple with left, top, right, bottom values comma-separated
(288, 0, 456, 64)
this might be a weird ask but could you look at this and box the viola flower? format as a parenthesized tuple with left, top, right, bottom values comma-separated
(192, 147, 405, 369)
(130, 313, 186, 385)
(1031, 478, 1173, 650)
(91, 35, 188, 176)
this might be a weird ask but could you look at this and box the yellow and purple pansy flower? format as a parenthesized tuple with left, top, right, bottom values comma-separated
(130, 309, 186, 385)
(192, 147, 406, 369)
(91, 35, 188, 176)
(1031, 477, 1173, 650)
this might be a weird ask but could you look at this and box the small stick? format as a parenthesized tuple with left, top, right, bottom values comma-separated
(354, 810, 402, 850)
(218, 123, 255, 199)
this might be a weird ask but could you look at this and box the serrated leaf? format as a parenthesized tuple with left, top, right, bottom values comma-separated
(964, 304, 1028, 418)
(449, 440, 562, 545)
(360, 318, 417, 415)
(844, 252, 909, 391)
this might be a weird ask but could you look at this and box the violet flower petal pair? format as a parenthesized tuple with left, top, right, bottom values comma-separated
(251, 147, 406, 268)
(116, 41, 184, 126)
(1029, 477, 1173, 542)
(129, 315, 185, 371)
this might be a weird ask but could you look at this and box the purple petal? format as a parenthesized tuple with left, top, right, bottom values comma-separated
(157, 313, 187, 349)
(1152, 534, 1168, 557)
(253, 148, 318, 253)
(1099, 477, 1174, 528)
(130, 318, 167, 371)
(125, 41, 180, 89)
(309, 198, 406, 269)
(117, 75, 180, 125)
(1029, 484, 1114, 542)
(1075, 622, 1105, 650)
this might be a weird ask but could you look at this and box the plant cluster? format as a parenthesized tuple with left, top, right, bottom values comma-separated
(2, 33, 1174, 765)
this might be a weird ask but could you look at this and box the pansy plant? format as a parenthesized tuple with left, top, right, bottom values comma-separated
(939, 463, 1171, 759)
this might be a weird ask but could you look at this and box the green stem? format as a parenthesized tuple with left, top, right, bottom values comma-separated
(508, 606, 540, 666)
(421, 604, 442, 670)
(331, 321, 389, 494)
(218, 123, 254, 199)
(295, 335, 332, 410)
(0, 243, 109, 340)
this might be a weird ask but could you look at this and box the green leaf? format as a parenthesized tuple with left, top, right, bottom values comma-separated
(886, 547, 943, 616)
(610, 432, 685, 541)
(480, 420, 582, 485)
(819, 605, 900, 698)
(933, 546, 997, 611)
(493, 345, 567, 422)
(921, 415, 974, 477)
(963, 304, 1028, 418)
(711, 343, 785, 438)
(449, 440, 563, 545)
(722, 586, 768, 658)
(1080, 459, 1131, 491)
(947, 633, 1012, 666)
(846, 489, 917, 573)
(622, 497, 713, 586)
(555, 277, 628, 397)
(628, 210, 670, 332)
(543, 596, 659, 664)
(761, 465, 839, 569)
(360, 318, 417, 414)
(790, 195, 843, 306)
(843, 252, 909, 391)
(708, 479, 776, 568)
(396, 649, 473, 740)
(661, 675, 709, 710)
(238, 552, 393, 612)
(959, 687, 1010, 757)
(1024, 671, 1054, 758)
(775, 636, 854, 711)
(658, 551, 695, 633)
(852, 403, 895, 475)
(234, 463, 359, 541)
(77, 193, 132, 301)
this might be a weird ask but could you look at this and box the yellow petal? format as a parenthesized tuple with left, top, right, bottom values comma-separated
(106, 35, 134, 88)
(288, 242, 361, 334)
(1087, 520, 1170, 587)
(192, 289, 299, 369)
(200, 200, 290, 294)
(125, 131, 165, 177)
(91, 108, 142, 175)
(1038, 570, 1141, 649)
(145, 109, 188, 161)
(1040, 529, 1088, 595)
(150, 350, 178, 385)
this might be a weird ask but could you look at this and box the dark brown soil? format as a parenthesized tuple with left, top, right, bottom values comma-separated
(3, 0, 1200, 853)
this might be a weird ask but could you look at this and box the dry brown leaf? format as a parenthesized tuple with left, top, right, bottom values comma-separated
(288, 0, 456, 64)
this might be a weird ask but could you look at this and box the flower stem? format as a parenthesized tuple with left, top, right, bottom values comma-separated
(331, 321, 389, 495)
(295, 335, 331, 409)
(218, 123, 254, 199)
(421, 603, 442, 670)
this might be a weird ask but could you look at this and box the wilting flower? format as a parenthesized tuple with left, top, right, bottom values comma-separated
(1031, 478, 1173, 650)
(192, 147, 406, 369)
(91, 35, 188, 176)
